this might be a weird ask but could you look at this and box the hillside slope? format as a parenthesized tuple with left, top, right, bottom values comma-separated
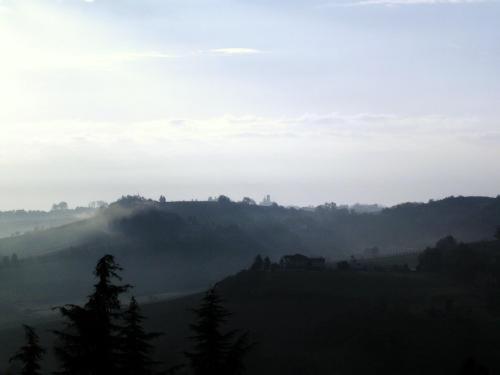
(0, 195, 498, 325)
(1, 269, 499, 374)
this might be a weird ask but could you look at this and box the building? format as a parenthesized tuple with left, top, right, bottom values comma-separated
(260, 195, 274, 206)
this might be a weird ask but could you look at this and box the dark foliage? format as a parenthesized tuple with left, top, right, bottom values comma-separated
(9, 325, 45, 375)
(185, 287, 251, 375)
(53, 255, 130, 375)
(120, 297, 162, 375)
(418, 233, 500, 285)
(459, 358, 490, 375)
(337, 260, 351, 270)
(249, 255, 264, 271)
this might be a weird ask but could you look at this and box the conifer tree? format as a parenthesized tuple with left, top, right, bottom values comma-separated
(185, 287, 251, 375)
(54, 255, 130, 375)
(225, 331, 253, 375)
(250, 255, 264, 271)
(263, 257, 272, 271)
(10, 325, 45, 375)
(120, 297, 162, 375)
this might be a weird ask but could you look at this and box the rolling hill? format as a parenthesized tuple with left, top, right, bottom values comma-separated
(0, 195, 499, 326)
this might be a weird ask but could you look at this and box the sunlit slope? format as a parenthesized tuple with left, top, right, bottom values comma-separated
(0, 208, 98, 239)
(0, 216, 107, 258)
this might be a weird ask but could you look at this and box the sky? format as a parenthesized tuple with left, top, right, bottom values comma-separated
(0, 0, 499, 210)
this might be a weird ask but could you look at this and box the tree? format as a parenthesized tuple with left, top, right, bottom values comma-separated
(458, 357, 489, 375)
(495, 226, 500, 241)
(337, 260, 351, 271)
(11, 253, 20, 267)
(88, 201, 108, 209)
(241, 197, 256, 205)
(263, 257, 272, 271)
(159, 196, 167, 204)
(10, 325, 45, 375)
(3, 255, 10, 268)
(185, 287, 251, 375)
(53, 304, 96, 375)
(225, 332, 253, 375)
(54, 255, 131, 375)
(436, 235, 458, 250)
(250, 255, 264, 271)
(217, 195, 232, 204)
(51, 202, 69, 211)
(120, 297, 162, 375)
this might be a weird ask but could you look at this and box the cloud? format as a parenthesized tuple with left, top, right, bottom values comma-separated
(327, 0, 496, 6)
(1, 113, 498, 210)
(0, 113, 491, 158)
(210, 48, 263, 56)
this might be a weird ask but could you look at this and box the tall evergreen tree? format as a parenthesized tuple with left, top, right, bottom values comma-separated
(53, 255, 130, 375)
(120, 297, 162, 375)
(10, 325, 45, 375)
(263, 257, 272, 271)
(225, 331, 253, 375)
(185, 287, 252, 375)
(250, 255, 264, 271)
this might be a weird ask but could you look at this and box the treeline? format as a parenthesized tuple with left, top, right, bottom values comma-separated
(418, 227, 500, 286)
(1, 253, 20, 269)
(7, 255, 252, 375)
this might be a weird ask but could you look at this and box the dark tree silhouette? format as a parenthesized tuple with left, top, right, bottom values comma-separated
(159, 195, 167, 204)
(11, 253, 20, 267)
(458, 357, 489, 375)
(54, 255, 130, 375)
(337, 260, 351, 271)
(120, 297, 162, 375)
(185, 287, 251, 375)
(241, 197, 256, 205)
(250, 255, 264, 271)
(263, 257, 272, 271)
(217, 195, 232, 204)
(495, 226, 500, 241)
(225, 331, 253, 375)
(10, 325, 45, 375)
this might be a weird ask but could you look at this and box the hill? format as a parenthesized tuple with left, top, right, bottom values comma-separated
(2, 266, 500, 374)
(0, 195, 499, 326)
(0, 207, 97, 239)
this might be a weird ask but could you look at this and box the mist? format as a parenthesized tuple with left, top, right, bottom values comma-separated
(2, 0, 500, 374)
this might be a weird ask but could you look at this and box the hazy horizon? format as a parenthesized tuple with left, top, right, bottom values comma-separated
(2, 191, 500, 212)
(2, 0, 500, 211)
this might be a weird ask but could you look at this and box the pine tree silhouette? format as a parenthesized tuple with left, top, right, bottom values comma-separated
(10, 325, 45, 375)
(185, 287, 252, 375)
(120, 297, 162, 375)
(225, 331, 253, 375)
(54, 255, 130, 375)
(250, 255, 264, 271)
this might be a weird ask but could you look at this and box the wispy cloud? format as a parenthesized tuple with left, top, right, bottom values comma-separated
(0, 113, 491, 154)
(327, 0, 496, 6)
(210, 48, 263, 56)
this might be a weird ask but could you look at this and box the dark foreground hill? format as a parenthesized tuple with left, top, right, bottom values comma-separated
(1, 267, 500, 374)
(0, 195, 499, 326)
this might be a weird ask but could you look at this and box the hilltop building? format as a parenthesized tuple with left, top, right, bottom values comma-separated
(260, 195, 274, 206)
